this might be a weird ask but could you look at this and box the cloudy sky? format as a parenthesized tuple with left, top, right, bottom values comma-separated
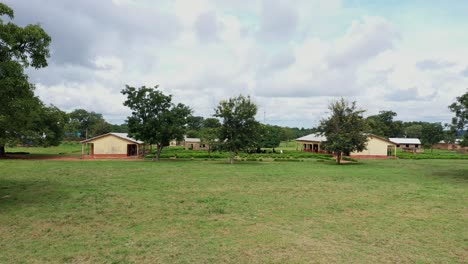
(6, 0, 468, 127)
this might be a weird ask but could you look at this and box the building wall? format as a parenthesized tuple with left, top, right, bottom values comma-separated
(296, 140, 322, 152)
(432, 143, 464, 150)
(90, 135, 132, 155)
(352, 136, 394, 157)
(184, 141, 209, 150)
(395, 144, 420, 149)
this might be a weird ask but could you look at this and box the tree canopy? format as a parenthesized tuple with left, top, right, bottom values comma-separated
(258, 125, 282, 151)
(448, 91, 468, 145)
(420, 122, 444, 151)
(0, 3, 58, 156)
(366, 110, 404, 138)
(121, 85, 191, 160)
(318, 98, 368, 164)
(65, 109, 112, 139)
(214, 95, 261, 163)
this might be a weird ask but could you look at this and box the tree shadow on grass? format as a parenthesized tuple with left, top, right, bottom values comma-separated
(429, 168, 468, 182)
(0, 179, 67, 212)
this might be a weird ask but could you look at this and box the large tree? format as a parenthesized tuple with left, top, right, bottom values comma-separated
(0, 3, 53, 156)
(258, 125, 281, 151)
(367, 110, 404, 138)
(448, 91, 468, 145)
(199, 118, 222, 157)
(318, 98, 368, 164)
(421, 122, 444, 152)
(121, 85, 191, 160)
(214, 95, 261, 164)
(66, 109, 111, 139)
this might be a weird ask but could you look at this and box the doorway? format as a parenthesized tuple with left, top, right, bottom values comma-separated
(127, 144, 137, 156)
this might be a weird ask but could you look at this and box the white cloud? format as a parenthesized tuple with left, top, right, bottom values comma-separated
(5, 0, 468, 127)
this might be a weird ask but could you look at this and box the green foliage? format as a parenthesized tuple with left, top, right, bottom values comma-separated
(31, 105, 68, 146)
(214, 95, 261, 163)
(0, 3, 56, 156)
(397, 149, 468, 159)
(0, 4, 51, 68)
(404, 124, 423, 138)
(185, 129, 199, 138)
(420, 123, 444, 150)
(121, 85, 191, 160)
(109, 123, 128, 133)
(460, 133, 468, 147)
(199, 127, 220, 155)
(65, 109, 112, 139)
(258, 124, 282, 149)
(448, 91, 468, 132)
(186, 116, 204, 131)
(203, 117, 221, 129)
(366, 110, 404, 138)
(318, 98, 368, 164)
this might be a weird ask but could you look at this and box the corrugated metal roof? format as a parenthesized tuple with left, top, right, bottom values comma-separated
(295, 133, 327, 142)
(110, 133, 144, 144)
(297, 133, 396, 145)
(81, 132, 144, 144)
(184, 137, 201, 143)
(389, 138, 421, 144)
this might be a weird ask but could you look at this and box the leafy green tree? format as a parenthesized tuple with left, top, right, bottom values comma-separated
(186, 116, 204, 131)
(214, 95, 261, 164)
(32, 105, 68, 146)
(0, 3, 52, 156)
(121, 85, 191, 160)
(199, 118, 222, 157)
(448, 91, 468, 136)
(66, 109, 110, 139)
(203, 118, 221, 129)
(259, 125, 281, 151)
(199, 127, 219, 157)
(421, 123, 444, 152)
(279, 127, 297, 142)
(318, 98, 368, 164)
(460, 133, 468, 147)
(185, 130, 199, 138)
(404, 124, 423, 138)
(110, 123, 129, 133)
(367, 110, 404, 138)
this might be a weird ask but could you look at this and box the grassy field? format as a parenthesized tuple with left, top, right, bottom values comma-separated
(6, 142, 83, 157)
(0, 159, 467, 263)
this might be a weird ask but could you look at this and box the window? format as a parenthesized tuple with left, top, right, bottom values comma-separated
(415, 144, 419, 148)
(397, 144, 400, 147)
(406, 144, 409, 148)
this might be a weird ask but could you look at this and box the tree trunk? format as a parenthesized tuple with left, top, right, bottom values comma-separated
(336, 152, 342, 164)
(230, 152, 236, 164)
(154, 144, 163, 161)
(0, 145, 5, 158)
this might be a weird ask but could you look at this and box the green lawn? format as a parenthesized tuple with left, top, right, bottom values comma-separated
(0, 159, 467, 263)
(6, 142, 83, 157)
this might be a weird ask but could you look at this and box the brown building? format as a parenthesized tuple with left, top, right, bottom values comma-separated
(184, 138, 209, 150)
(432, 140, 467, 151)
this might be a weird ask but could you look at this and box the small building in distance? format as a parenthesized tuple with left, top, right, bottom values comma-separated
(81, 133, 144, 158)
(389, 138, 422, 152)
(432, 139, 467, 151)
(184, 138, 209, 150)
(296, 133, 327, 153)
(296, 133, 396, 158)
